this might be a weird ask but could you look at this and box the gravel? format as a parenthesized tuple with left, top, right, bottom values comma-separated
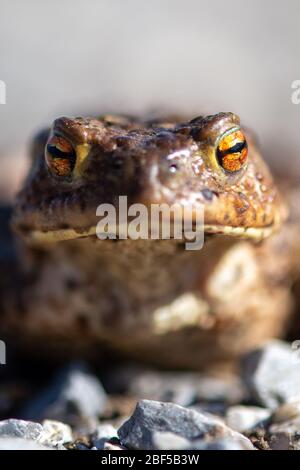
(1, 340, 300, 451)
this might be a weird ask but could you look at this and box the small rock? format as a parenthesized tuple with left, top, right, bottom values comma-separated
(103, 437, 127, 450)
(91, 423, 118, 450)
(120, 369, 244, 406)
(40, 420, 72, 448)
(103, 440, 126, 451)
(22, 362, 107, 425)
(191, 437, 255, 450)
(194, 376, 245, 405)
(118, 399, 254, 450)
(241, 340, 300, 409)
(0, 419, 43, 441)
(246, 428, 269, 450)
(73, 442, 91, 450)
(0, 437, 52, 450)
(272, 401, 300, 424)
(226, 406, 270, 433)
(152, 432, 190, 450)
(267, 417, 300, 450)
(129, 371, 196, 406)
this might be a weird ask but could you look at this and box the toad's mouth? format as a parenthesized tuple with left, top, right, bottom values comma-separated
(23, 221, 276, 245)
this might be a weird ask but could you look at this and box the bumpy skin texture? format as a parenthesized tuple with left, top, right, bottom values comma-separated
(3, 113, 293, 369)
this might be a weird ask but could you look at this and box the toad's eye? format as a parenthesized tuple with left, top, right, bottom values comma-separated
(216, 128, 248, 173)
(45, 135, 76, 177)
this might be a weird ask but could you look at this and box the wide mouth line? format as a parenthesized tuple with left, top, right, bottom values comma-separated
(24, 222, 275, 244)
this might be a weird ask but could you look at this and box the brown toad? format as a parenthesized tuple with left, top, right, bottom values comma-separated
(2, 112, 293, 369)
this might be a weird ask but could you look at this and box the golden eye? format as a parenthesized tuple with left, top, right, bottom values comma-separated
(216, 128, 248, 173)
(45, 135, 76, 177)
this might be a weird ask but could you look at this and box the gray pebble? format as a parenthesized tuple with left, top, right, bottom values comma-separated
(241, 340, 300, 409)
(191, 437, 255, 450)
(0, 437, 52, 450)
(40, 420, 72, 448)
(272, 401, 300, 424)
(22, 361, 107, 424)
(152, 432, 191, 450)
(267, 416, 300, 450)
(226, 406, 270, 433)
(91, 423, 118, 450)
(103, 440, 126, 450)
(113, 367, 244, 406)
(0, 419, 43, 441)
(118, 399, 254, 450)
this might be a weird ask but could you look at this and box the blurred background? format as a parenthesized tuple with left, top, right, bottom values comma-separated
(0, 0, 299, 199)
